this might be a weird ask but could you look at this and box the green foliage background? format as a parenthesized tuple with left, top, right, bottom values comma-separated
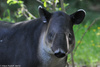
(0, 0, 100, 66)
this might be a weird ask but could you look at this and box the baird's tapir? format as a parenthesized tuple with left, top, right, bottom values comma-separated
(0, 6, 85, 67)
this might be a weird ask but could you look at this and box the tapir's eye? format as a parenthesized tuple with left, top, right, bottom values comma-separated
(69, 33, 72, 44)
(48, 33, 54, 42)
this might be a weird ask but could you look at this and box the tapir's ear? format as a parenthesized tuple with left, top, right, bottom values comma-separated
(70, 9, 86, 24)
(38, 6, 51, 23)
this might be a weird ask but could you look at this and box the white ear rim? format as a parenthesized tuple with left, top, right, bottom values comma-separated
(43, 21, 47, 23)
(78, 9, 86, 15)
(38, 5, 43, 9)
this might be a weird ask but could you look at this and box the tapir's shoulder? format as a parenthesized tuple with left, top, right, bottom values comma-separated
(0, 21, 13, 35)
(0, 21, 13, 28)
(0, 18, 43, 37)
(0, 19, 40, 30)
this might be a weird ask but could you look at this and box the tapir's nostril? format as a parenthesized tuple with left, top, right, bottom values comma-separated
(54, 50, 66, 58)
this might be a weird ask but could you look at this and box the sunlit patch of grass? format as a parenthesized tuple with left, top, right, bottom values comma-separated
(70, 21, 100, 66)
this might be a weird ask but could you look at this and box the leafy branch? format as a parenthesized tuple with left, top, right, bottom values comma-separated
(37, 0, 69, 12)
(7, 0, 36, 20)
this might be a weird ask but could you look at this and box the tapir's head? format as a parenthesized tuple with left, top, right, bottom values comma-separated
(39, 6, 85, 58)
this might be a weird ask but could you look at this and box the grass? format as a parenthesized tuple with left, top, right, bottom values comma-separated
(68, 20, 100, 66)
(66, 6, 100, 66)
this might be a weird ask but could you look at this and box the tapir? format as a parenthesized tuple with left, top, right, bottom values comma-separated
(0, 6, 85, 67)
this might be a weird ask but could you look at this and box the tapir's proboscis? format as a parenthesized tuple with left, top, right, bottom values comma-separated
(0, 6, 85, 67)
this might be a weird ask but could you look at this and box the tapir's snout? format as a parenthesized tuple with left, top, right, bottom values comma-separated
(54, 49, 66, 58)
(50, 33, 68, 58)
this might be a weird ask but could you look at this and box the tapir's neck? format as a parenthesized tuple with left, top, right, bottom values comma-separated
(38, 32, 67, 67)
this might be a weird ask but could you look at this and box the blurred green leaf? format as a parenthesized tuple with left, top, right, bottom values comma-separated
(7, 0, 12, 4)
(59, 8, 61, 11)
(44, 1, 47, 7)
(19, 1, 23, 4)
(64, 3, 69, 7)
(54, 0, 59, 3)
(41, 0, 45, 2)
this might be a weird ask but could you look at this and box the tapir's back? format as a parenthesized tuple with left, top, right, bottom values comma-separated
(0, 19, 43, 66)
(0, 21, 13, 35)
